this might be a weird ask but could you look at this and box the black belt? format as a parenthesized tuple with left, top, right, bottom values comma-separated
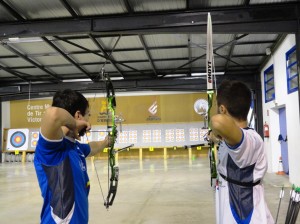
(219, 173, 261, 187)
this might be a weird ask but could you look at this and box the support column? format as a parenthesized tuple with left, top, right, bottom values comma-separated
(296, 19, 300, 121)
(0, 98, 2, 163)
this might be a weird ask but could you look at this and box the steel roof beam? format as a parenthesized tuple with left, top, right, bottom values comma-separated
(2, 43, 62, 82)
(59, 0, 79, 17)
(0, 0, 25, 21)
(224, 34, 238, 73)
(55, 35, 142, 75)
(188, 34, 192, 76)
(138, 34, 157, 77)
(88, 34, 124, 78)
(41, 36, 94, 80)
(123, 0, 133, 14)
(0, 73, 257, 100)
(4, 53, 264, 71)
(0, 40, 276, 60)
(0, 3, 299, 39)
(0, 64, 29, 82)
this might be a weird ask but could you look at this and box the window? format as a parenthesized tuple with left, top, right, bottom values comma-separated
(264, 65, 275, 103)
(286, 46, 298, 94)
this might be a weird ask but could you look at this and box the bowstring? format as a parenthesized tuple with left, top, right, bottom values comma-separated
(84, 131, 105, 202)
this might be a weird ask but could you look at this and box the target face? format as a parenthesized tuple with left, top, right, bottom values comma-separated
(7, 129, 29, 151)
(30, 131, 39, 148)
(11, 131, 26, 147)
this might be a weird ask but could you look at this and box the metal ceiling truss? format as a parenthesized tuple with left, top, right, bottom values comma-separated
(88, 34, 123, 78)
(0, 73, 257, 101)
(0, 3, 299, 39)
(0, 2, 298, 101)
(138, 34, 157, 77)
(41, 36, 94, 80)
(2, 43, 62, 82)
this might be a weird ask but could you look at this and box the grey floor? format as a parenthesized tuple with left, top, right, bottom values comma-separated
(0, 155, 296, 224)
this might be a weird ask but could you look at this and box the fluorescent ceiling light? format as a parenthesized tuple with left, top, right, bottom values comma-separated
(7, 37, 43, 43)
(110, 77, 124, 80)
(62, 77, 124, 82)
(192, 72, 224, 76)
(63, 79, 91, 82)
(164, 74, 186, 77)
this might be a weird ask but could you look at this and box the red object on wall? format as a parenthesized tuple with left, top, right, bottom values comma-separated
(263, 122, 269, 138)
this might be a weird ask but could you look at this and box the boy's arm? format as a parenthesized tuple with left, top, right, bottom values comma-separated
(88, 136, 110, 157)
(211, 114, 243, 147)
(41, 107, 86, 140)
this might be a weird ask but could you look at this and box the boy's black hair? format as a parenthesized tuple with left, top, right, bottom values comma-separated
(52, 89, 89, 117)
(217, 80, 251, 121)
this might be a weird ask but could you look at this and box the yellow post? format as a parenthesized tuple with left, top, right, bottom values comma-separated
(164, 147, 167, 160)
(139, 148, 143, 161)
(188, 146, 192, 166)
(188, 146, 192, 160)
(22, 151, 26, 163)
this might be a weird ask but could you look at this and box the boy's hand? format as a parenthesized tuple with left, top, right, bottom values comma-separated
(105, 130, 118, 147)
(207, 130, 221, 144)
(76, 120, 91, 139)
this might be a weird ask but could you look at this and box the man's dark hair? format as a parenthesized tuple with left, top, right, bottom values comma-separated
(217, 80, 251, 121)
(52, 89, 89, 117)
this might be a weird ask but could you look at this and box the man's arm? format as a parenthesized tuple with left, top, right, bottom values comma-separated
(211, 114, 243, 147)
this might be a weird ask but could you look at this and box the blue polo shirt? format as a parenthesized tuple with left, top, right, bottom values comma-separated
(34, 133, 91, 224)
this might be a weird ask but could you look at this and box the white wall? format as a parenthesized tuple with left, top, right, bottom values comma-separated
(1, 101, 10, 129)
(260, 34, 300, 186)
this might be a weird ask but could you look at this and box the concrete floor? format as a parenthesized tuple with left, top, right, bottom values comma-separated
(0, 156, 296, 224)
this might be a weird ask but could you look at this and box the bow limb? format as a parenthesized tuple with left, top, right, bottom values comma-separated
(206, 13, 217, 187)
(207, 91, 217, 186)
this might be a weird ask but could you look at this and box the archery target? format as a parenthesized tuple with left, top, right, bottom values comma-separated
(165, 129, 175, 143)
(189, 128, 199, 142)
(118, 131, 128, 143)
(6, 129, 29, 151)
(152, 130, 161, 143)
(175, 129, 185, 142)
(128, 130, 137, 143)
(31, 131, 39, 147)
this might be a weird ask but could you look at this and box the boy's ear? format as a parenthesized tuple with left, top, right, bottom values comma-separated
(219, 105, 227, 114)
(74, 110, 81, 119)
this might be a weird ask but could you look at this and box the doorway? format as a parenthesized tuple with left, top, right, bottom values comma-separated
(279, 107, 289, 174)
